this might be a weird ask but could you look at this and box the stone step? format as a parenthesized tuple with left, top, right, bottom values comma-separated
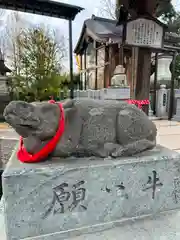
(2, 145, 180, 240)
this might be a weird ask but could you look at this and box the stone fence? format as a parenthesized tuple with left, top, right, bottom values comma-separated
(59, 87, 180, 120)
(61, 88, 131, 101)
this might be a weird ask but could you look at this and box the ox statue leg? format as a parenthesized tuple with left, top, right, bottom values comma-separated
(111, 139, 156, 158)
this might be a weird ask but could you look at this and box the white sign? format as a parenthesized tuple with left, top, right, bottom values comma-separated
(126, 18, 163, 48)
(103, 88, 130, 100)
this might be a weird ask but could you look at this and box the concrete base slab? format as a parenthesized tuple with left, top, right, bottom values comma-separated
(67, 210, 180, 240)
(28, 210, 180, 240)
(2, 145, 180, 240)
(1, 205, 180, 239)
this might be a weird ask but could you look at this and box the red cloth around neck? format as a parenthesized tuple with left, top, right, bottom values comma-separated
(17, 100, 65, 163)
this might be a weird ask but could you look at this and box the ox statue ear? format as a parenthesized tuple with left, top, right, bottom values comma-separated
(62, 99, 75, 118)
(64, 107, 76, 119)
(62, 99, 74, 109)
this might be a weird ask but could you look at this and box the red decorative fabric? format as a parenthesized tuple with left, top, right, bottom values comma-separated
(126, 99, 150, 109)
(17, 100, 65, 163)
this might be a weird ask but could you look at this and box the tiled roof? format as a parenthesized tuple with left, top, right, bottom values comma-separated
(0, 0, 83, 20)
(74, 15, 180, 54)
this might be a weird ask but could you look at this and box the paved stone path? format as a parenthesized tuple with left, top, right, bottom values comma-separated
(155, 120, 180, 153)
(0, 129, 19, 140)
(0, 123, 10, 129)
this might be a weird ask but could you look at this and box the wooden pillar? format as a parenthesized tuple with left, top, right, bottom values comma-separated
(84, 50, 87, 90)
(80, 55, 83, 90)
(108, 45, 113, 87)
(104, 45, 109, 88)
(119, 44, 123, 65)
(168, 51, 177, 120)
(135, 48, 151, 115)
(153, 53, 158, 115)
(131, 47, 138, 98)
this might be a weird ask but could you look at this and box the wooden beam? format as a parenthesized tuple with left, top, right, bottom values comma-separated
(80, 62, 110, 73)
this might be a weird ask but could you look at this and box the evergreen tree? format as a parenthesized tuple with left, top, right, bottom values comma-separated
(9, 27, 67, 101)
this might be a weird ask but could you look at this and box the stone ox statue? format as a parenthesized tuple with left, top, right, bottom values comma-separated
(4, 99, 157, 158)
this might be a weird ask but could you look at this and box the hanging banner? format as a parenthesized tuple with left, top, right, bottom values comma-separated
(75, 55, 81, 72)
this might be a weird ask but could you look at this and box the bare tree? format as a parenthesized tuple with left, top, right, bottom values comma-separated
(0, 9, 8, 56)
(99, 0, 116, 19)
(0, 11, 30, 70)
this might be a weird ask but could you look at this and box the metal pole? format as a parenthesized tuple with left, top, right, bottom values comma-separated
(153, 53, 158, 115)
(69, 19, 74, 99)
(168, 51, 177, 120)
(95, 41, 98, 90)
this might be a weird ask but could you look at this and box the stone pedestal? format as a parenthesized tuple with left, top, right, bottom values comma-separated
(2, 145, 180, 240)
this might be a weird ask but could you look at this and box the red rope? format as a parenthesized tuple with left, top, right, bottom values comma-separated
(17, 100, 65, 163)
(126, 99, 150, 109)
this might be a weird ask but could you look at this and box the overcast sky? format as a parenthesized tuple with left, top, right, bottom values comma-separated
(1, 0, 180, 48)
(28, 0, 102, 46)
(0, 0, 105, 70)
(0, 0, 104, 48)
